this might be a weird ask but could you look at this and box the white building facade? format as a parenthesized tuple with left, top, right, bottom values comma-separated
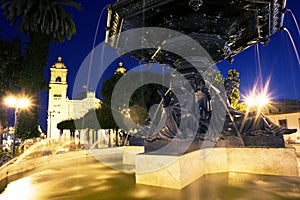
(265, 111, 300, 141)
(47, 57, 101, 139)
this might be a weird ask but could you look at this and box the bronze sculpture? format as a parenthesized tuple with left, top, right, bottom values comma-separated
(104, 0, 295, 153)
(142, 72, 296, 149)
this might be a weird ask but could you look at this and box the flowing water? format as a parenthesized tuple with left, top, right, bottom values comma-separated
(0, 145, 299, 200)
(287, 9, 300, 35)
(283, 27, 300, 66)
(87, 7, 106, 89)
(255, 44, 264, 89)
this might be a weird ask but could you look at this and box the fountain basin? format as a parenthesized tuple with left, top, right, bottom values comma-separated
(0, 147, 123, 182)
(136, 147, 299, 189)
(1, 146, 298, 191)
(0, 151, 88, 181)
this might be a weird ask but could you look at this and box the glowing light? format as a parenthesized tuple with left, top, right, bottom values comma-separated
(244, 93, 270, 107)
(243, 77, 272, 112)
(18, 98, 30, 108)
(4, 96, 30, 109)
(3, 95, 31, 157)
(4, 96, 17, 107)
(245, 95, 256, 107)
(257, 95, 269, 107)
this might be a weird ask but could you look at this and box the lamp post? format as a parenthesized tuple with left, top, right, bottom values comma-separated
(47, 111, 54, 139)
(4, 96, 30, 158)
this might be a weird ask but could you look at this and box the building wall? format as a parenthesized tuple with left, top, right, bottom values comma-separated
(265, 111, 300, 141)
(68, 92, 101, 119)
(262, 100, 300, 114)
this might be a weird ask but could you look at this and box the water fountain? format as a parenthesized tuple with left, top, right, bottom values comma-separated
(104, 0, 299, 189)
(0, 138, 88, 185)
(0, 0, 299, 197)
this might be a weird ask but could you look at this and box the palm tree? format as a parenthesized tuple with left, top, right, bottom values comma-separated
(1, 0, 82, 138)
(2, 0, 81, 42)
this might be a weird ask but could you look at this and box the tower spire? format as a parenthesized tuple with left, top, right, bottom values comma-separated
(52, 56, 66, 69)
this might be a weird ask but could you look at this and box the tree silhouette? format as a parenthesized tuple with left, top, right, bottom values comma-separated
(1, 0, 82, 137)
(225, 69, 245, 111)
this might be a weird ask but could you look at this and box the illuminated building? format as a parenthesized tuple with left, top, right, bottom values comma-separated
(47, 57, 101, 139)
(263, 100, 300, 141)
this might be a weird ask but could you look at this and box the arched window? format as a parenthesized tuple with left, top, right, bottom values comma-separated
(56, 77, 62, 82)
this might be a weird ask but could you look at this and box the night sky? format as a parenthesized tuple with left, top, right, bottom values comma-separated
(0, 0, 299, 131)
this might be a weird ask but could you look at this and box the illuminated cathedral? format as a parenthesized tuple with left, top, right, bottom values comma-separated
(47, 57, 101, 139)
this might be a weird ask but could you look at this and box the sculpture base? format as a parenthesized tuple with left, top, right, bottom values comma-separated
(144, 135, 285, 155)
(129, 137, 144, 146)
(144, 138, 201, 156)
(216, 135, 285, 148)
(136, 147, 299, 189)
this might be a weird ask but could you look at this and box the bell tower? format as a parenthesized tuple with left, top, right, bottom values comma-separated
(47, 56, 68, 139)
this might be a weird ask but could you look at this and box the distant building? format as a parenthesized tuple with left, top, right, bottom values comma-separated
(47, 57, 101, 139)
(262, 99, 300, 114)
(263, 100, 300, 141)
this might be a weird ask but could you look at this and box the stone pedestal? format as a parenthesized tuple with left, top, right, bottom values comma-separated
(122, 146, 144, 165)
(135, 147, 299, 189)
(144, 135, 286, 156)
(128, 137, 144, 146)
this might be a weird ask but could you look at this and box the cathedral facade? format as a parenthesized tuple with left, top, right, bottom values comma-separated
(47, 57, 101, 139)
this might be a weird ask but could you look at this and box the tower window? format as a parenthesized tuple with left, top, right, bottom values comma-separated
(56, 77, 62, 82)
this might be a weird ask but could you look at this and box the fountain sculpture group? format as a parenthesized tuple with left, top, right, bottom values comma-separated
(105, 0, 296, 154)
(105, 0, 298, 189)
(0, 0, 298, 192)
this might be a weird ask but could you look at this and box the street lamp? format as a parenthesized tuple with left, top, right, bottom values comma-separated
(244, 93, 270, 113)
(243, 77, 272, 113)
(47, 110, 55, 139)
(4, 96, 30, 157)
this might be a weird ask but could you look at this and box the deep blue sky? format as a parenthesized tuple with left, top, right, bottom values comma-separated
(0, 0, 299, 131)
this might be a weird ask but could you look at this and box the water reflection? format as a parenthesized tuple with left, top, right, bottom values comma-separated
(0, 177, 37, 200)
(0, 154, 299, 200)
